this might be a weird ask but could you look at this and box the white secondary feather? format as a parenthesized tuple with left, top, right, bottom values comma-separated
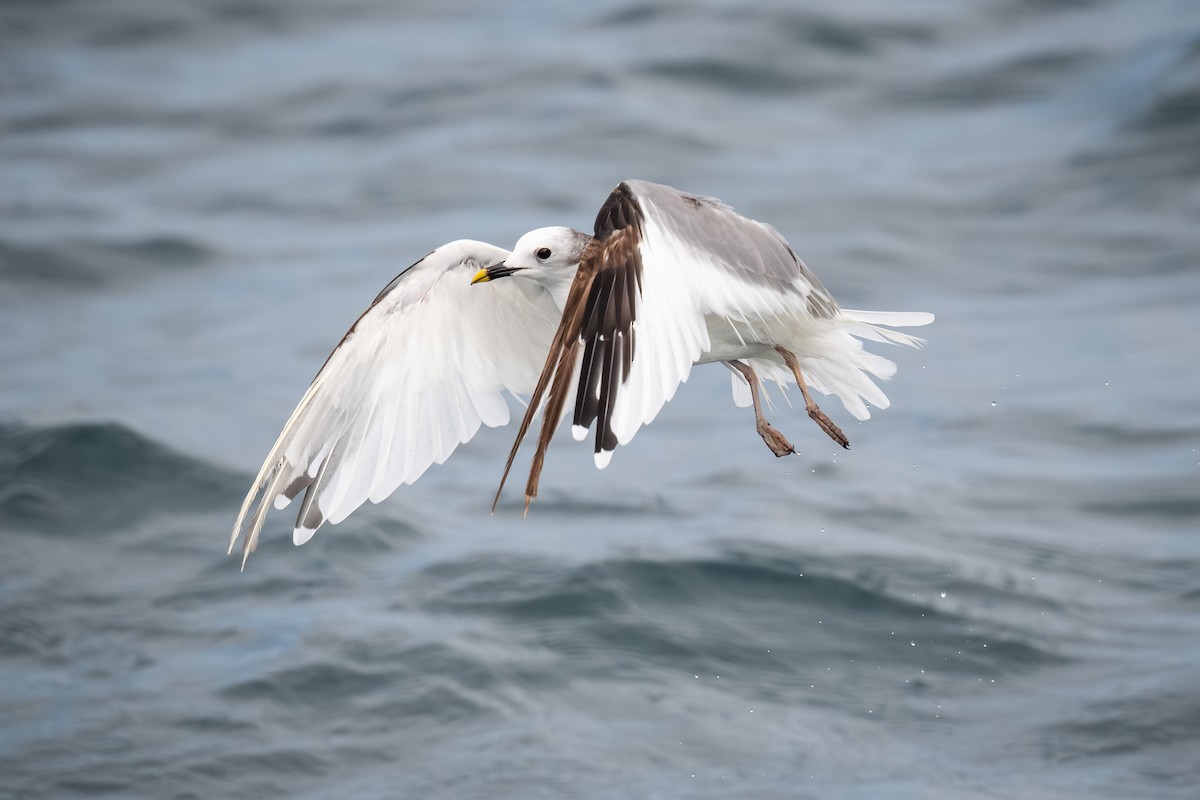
(230, 239, 561, 567)
(603, 217, 711, 455)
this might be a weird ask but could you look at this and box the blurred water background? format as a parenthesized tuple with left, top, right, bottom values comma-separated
(2, 0, 1199, 797)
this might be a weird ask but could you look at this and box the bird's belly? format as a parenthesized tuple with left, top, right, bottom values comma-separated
(695, 314, 777, 364)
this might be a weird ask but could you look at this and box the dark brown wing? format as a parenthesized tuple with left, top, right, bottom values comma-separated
(572, 192, 644, 460)
(492, 182, 645, 513)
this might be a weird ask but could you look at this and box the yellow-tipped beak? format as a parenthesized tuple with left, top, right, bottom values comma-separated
(473, 262, 520, 284)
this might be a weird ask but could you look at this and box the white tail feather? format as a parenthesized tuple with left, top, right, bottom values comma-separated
(840, 309, 933, 348)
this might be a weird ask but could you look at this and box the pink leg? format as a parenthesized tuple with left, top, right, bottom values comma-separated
(774, 346, 850, 449)
(728, 360, 795, 457)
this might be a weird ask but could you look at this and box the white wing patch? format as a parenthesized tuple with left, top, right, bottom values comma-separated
(601, 216, 710, 459)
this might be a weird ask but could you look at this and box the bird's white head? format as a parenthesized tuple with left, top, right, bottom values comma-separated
(471, 226, 591, 307)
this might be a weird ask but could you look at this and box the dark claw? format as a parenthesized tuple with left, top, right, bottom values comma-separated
(808, 408, 849, 449)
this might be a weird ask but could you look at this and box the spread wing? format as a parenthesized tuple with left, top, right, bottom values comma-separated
(494, 180, 837, 511)
(230, 239, 561, 567)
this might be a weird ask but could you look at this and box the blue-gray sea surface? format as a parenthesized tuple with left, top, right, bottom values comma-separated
(2, 1, 1199, 797)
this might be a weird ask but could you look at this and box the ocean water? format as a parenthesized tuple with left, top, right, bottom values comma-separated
(2, 0, 1199, 797)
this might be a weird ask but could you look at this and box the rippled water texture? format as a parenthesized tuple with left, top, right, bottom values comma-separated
(2, 1, 1199, 797)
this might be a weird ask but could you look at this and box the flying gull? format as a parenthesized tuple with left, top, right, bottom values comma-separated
(230, 181, 931, 565)
(472, 179, 933, 512)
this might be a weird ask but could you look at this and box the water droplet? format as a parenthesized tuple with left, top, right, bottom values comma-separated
(940, 591, 947, 598)
(990, 400, 997, 407)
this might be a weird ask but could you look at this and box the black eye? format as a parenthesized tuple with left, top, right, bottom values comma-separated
(536, 247, 552, 260)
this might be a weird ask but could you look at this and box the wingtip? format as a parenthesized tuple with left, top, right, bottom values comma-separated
(228, 516, 249, 557)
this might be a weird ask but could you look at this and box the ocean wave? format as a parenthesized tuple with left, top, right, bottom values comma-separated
(0, 236, 213, 292)
(0, 421, 241, 532)
(411, 549, 1065, 681)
